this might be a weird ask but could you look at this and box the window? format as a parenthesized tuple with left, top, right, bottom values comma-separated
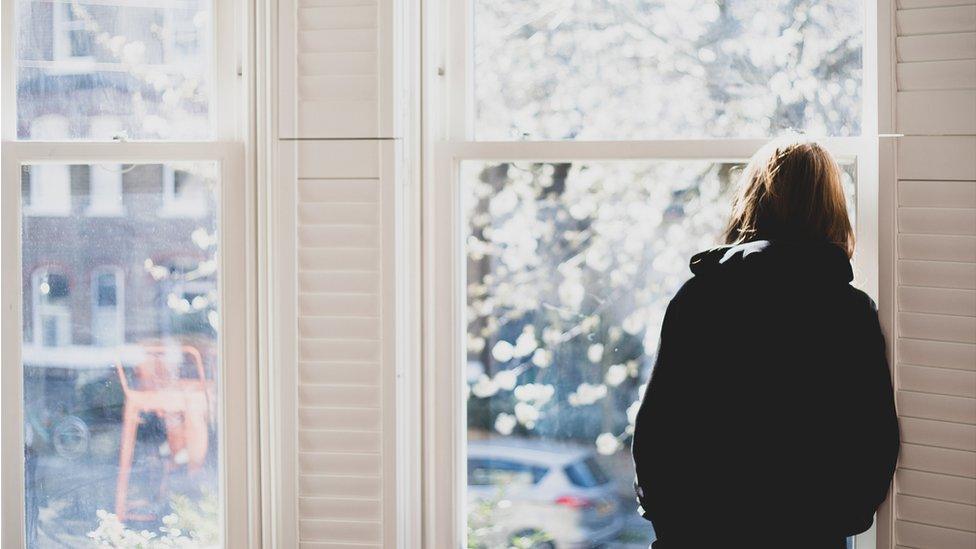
(52, 0, 94, 63)
(90, 267, 123, 346)
(161, 165, 209, 218)
(426, 1, 880, 548)
(31, 268, 72, 347)
(2, 0, 249, 547)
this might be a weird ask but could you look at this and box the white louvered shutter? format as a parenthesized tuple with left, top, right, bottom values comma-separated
(891, 1, 976, 547)
(274, 0, 400, 546)
(278, 0, 395, 139)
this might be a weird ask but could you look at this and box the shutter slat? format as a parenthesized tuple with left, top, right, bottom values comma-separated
(899, 180, 976, 208)
(299, 497, 382, 521)
(896, 494, 976, 532)
(898, 338, 976, 370)
(299, 52, 378, 76)
(897, 390, 976, 423)
(898, 469, 976, 504)
(898, 312, 976, 343)
(898, 59, 976, 90)
(299, 453, 383, 476)
(897, 137, 976, 180)
(897, 32, 976, 62)
(298, 6, 377, 30)
(299, 29, 377, 53)
(900, 417, 976, 451)
(299, 226, 380, 248)
(299, 408, 382, 431)
(898, 0, 976, 9)
(298, 203, 379, 226)
(299, 248, 380, 271)
(898, 234, 976, 262)
(898, 260, 976, 289)
(897, 5, 976, 36)
(297, 142, 380, 178)
(297, 101, 380, 138)
(299, 519, 382, 544)
(299, 76, 378, 101)
(299, 0, 377, 6)
(299, 339, 380, 362)
(898, 207, 976, 236)
(299, 362, 382, 386)
(898, 286, 976, 315)
(899, 364, 976, 397)
(299, 271, 380, 293)
(299, 431, 382, 454)
(895, 520, 976, 549)
(299, 179, 380, 202)
(299, 316, 380, 340)
(299, 385, 381, 408)
(299, 293, 380, 317)
(897, 90, 976, 134)
(300, 475, 382, 498)
(900, 443, 976, 478)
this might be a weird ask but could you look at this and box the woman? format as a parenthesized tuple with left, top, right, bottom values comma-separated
(631, 140, 900, 549)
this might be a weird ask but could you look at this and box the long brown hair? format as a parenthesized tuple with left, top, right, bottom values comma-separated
(723, 139, 855, 258)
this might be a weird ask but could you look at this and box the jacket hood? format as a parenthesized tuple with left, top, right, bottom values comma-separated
(689, 240, 853, 283)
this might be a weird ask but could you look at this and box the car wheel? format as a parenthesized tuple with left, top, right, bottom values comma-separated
(509, 530, 555, 549)
(51, 415, 90, 460)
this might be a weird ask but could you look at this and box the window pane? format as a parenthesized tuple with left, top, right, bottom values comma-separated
(463, 160, 855, 546)
(474, 1, 863, 140)
(22, 162, 221, 547)
(16, 0, 213, 140)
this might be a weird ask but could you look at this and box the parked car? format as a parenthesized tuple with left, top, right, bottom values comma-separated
(467, 437, 624, 548)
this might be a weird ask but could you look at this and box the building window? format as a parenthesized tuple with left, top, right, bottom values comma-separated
(52, 1, 93, 62)
(90, 267, 124, 346)
(31, 269, 72, 347)
(160, 166, 208, 218)
(427, 1, 878, 548)
(24, 116, 71, 216)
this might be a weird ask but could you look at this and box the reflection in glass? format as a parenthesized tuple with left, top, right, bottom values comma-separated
(474, 1, 863, 140)
(463, 161, 855, 547)
(16, 0, 213, 140)
(22, 162, 221, 548)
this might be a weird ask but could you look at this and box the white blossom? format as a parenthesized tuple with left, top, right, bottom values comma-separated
(568, 383, 608, 407)
(494, 413, 516, 435)
(605, 364, 628, 387)
(596, 433, 621, 456)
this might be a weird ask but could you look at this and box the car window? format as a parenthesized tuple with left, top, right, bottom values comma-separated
(564, 456, 610, 488)
(467, 458, 548, 487)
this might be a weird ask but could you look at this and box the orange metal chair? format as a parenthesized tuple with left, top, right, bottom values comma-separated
(113, 345, 213, 521)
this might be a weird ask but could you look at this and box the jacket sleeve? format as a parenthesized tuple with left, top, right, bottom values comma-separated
(630, 290, 692, 537)
(847, 297, 900, 520)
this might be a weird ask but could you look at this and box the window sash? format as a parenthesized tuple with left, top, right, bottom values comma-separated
(0, 0, 242, 142)
(0, 141, 249, 548)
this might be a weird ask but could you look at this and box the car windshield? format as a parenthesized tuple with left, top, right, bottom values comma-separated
(468, 458, 548, 487)
(564, 457, 610, 488)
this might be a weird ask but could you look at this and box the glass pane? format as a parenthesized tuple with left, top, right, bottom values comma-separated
(474, 1, 863, 140)
(463, 160, 855, 547)
(16, 0, 213, 140)
(22, 162, 221, 548)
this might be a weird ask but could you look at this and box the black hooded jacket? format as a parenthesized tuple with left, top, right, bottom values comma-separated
(631, 240, 900, 548)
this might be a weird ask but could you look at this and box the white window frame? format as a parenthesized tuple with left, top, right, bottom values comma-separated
(90, 265, 124, 347)
(421, 1, 892, 548)
(0, 0, 257, 547)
